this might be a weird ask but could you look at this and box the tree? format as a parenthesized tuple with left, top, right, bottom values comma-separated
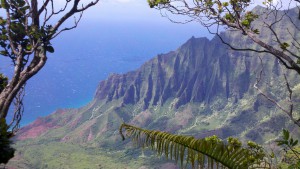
(0, 118, 14, 165)
(0, 0, 99, 164)
(146, 0, 300, 127)
(0, 0, 99, 132)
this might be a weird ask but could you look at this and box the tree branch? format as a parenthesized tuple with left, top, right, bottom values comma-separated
(38, 0, 50, 16)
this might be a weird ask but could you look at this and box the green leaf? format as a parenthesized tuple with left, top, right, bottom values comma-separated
(241, 19, 250, 27)
(0, 18, 6, 25)
(276, 141, 285, 146)
(253, 29, 260, 34)
(289, 138, 294, 146)
(0, 35, 8, 41)
(222, 2, 229, 6)
(46, 46, 54, 53)
(280, 42, 290, 50)
(0, 118, 7, 133)
(17, 0, 26, 7)
(1, 0, 9, 9)
(147, 0, 169, 8)
(283, 129, 290, 141)
(25, 44, 32, 51)
(292, 140, 298, 146)
(0, 50, 8, 56)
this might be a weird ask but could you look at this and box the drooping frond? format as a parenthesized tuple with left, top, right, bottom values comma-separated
(119, 123, 270, 169)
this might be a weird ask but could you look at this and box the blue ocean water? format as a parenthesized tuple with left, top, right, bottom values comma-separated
(1, 20, 211, 126)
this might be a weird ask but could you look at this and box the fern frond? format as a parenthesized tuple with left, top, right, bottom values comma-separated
(119, 123, 270, 169)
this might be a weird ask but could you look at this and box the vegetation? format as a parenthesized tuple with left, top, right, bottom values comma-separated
(0, 0, 100, 164)
(0, 118, 14, 164)
(120, 123, 270, 169)
(6, 140, 177, 169)
(276, 129, 300, 168)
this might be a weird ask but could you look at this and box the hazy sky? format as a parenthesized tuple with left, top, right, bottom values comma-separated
(51, 0, 298, 22)
(46, 0, 166, 22)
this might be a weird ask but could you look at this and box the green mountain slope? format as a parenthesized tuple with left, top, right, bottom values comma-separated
(6, 6, 300, 169)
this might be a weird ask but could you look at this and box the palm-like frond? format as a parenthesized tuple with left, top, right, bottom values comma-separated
(119, 123, 270, 169)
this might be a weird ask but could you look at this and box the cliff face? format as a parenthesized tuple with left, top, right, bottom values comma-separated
(15, 35, 298, 145)
(95, 36, 254, 109)
(10, 6, 300, 169)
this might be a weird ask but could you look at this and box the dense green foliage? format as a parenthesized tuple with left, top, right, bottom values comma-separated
(0, 73, 8, 93)
(0, 118, 14, 164)
(0, 0, 55, 58)
(276, 129, 300, 168)
(0, 74, 13, 164)
(120, 123, 270, 169)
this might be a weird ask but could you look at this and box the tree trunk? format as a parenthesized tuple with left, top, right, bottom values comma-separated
(0, 48, 47, 121)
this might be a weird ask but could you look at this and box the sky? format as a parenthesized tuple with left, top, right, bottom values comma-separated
(41, 0, 167, 22)
(35, 0, 299, 23)
(47, 0, 298, 23)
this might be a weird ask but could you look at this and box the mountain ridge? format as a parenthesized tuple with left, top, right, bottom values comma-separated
(15, 33, 298, 143)
(8, 6, 300, 169)
(94, 36, 252, 110)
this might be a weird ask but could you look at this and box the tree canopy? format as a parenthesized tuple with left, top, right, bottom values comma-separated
(0, 0, 99, 164)
(0, 0, 99, 132)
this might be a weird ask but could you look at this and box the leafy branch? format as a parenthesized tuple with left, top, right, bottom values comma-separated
(120, 123, 270, 169)
(276, 129, 300, 168)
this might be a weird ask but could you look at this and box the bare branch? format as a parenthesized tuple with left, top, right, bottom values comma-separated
(283, 74, 293, 115)
(77, 0, 100, 12)
(51, 12, 83, 39)
(5, 6, 18, 55)
(245, 30, 300, 73)
(215, 32, 270, 54)
(38, 0, 50, 16)
(8, 85, 25, 133)
(254, 57, 300, 127)
(42, 0, 70, 27)
(254, 61, 287, 115)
